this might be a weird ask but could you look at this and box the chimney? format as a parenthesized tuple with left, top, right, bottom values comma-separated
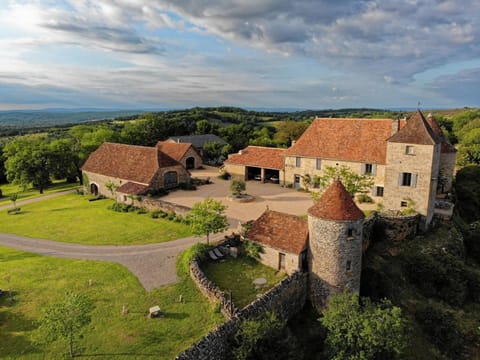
(177, 138, 180, 143)
(291, 140, 296, 146)
(239, 150, 243, 155)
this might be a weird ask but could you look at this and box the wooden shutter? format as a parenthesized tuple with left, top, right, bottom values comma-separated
(372, 164, 377, 176)
(361, 163, 366, 175)
(398, 173, 403, 186)
(411, 173, 418, 188)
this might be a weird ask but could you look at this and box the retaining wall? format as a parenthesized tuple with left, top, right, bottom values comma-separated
(177, 270, 308, 360)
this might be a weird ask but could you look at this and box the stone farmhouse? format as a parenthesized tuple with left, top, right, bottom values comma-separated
(82, 142, 190, 199)
(225, 110, 456, 227)
(246, 180, 364, 311)
(156, 141, 203, 169)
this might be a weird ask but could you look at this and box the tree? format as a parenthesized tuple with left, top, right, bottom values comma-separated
(4, 136, 53, 193)
(187, 197, 229, 244)
(273, 120, 309, 147)
(321, 292, 406, 360)
(38, 292, 95, 358)
(230, 179, 246, 197)
(9, 193, 18, 210)
(312, 165, 374, 200)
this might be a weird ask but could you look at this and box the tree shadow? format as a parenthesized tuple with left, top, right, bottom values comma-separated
(0, 307, 40, 356)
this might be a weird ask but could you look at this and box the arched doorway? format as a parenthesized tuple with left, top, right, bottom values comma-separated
(164, 171, 178, 189)
(186, 157, 195, 169)
(90, 183, 99, 196)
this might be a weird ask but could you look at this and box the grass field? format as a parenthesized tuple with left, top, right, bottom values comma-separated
(0, 181, 80, 207)
(0, 245, 224, 359)
(0, 193, 193, 245)
(202, 256, 285, 308)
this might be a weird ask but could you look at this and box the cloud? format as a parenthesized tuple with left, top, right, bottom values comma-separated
(427, 67, 480, 106)
(158, 0, 480, 82)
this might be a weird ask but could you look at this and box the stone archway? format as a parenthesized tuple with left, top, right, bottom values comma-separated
(90, 183, 99, 196)
(186, 156, 195, 169)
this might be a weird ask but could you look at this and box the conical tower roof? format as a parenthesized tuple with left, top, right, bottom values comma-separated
(308, 180, 365, 221)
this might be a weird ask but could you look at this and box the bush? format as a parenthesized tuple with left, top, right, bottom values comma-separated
(177, 243, 213, 275)
(179, 182, 197, 191)
(230, 179, 246, 197)
(455, 166, 480, 223)
(218, 171, 231, 180)
(415, 301, 465, 357)
(357, 194, 373, 203)
(167, 211, 176, 221)
(243, 240, 263, 260)
(136, 207, 148, 214)
(150, 211, 161, 219)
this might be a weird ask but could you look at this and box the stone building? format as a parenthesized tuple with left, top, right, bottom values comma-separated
(245, 180, 364, 311)
(82, 142, 190, 199)
(307, 180, 364, 311)
(156, 141, 203, 169)
(224, 110, 456, 228)
(246, 210, 309, 274)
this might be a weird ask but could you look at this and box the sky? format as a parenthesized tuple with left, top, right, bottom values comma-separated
(0, 0, 479, 110)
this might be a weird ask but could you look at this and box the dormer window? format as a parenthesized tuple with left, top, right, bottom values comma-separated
(406, 146, 414, 155)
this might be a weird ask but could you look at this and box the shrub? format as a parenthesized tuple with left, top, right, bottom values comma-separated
(177, 243, 213, 275)
(218, 171, 231, 180)
(243, 240, 263, 260)
(167, 211, 176, 221)
(230, 179, 246, 197)
(136, 207, 148, 214)
(150, 211, 161, 219)
(357, 194, 373, 203)
(415, 301, 465, 357)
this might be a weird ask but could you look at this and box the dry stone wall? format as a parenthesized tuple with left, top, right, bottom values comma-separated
(177, 270, 308, 360)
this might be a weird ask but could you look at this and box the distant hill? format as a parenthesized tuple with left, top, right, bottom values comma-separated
(0, 110, 146, 128)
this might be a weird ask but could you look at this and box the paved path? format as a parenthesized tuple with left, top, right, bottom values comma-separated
(0, 232, 227, 291)
(0, 189, 78, 211)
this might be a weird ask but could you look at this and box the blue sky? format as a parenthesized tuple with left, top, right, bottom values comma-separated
(0, 0, 479, 110)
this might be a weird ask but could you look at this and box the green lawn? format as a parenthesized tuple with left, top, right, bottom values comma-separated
(0, 246, 224, 359)
(0, 180, 80, 207)
(0, 193, 193, 245)
(202, 256, 285, 309)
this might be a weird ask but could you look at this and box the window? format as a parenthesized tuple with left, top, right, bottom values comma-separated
(375, 186, 384, 197)
(401, 201, 408, 207)
(347, 228, 354, 239)
(295, 157, 301, 167)
(361, 163, 376, 175)
(399, 172, 417, 187)
(406, 146, 414, 155)
(346, 260, 352, 271)
(316, 158, 321, 170)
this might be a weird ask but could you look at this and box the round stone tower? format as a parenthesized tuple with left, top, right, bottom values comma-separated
(307, 180, 365, 312)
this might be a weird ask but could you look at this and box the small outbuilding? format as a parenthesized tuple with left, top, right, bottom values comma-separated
(156, 141, 203, 169)
(246, 209, 309, 274)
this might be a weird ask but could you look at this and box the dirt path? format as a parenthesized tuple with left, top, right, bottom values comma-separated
(0, 232, 227, 290)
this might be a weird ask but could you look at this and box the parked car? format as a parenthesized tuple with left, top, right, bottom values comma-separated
(253, 174, 262, 181)
(269, 175, 279, 183)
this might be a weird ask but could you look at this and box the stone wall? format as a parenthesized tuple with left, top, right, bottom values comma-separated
(257, 245, 301, 275)
(383, 142, 440, 226)
(189, 258, 239, 318)
(121, 196, 192, 217)
(379, 214, 419, 242)
(177, 270, 308, 360)
(308, 216, 363, 312)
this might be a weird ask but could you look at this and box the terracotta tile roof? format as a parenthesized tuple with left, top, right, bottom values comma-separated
(284, 118, 395, 164)
(82, 142, 180, 184)
(247, 210, 309, 254)
(156, 141, 196, 162)
(116, 182, 148, 195)
(225, 146, 287, 170)
(308, 180, 365, 221)
(388, 110, 441, 145)
(426, 114, 456, 153)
